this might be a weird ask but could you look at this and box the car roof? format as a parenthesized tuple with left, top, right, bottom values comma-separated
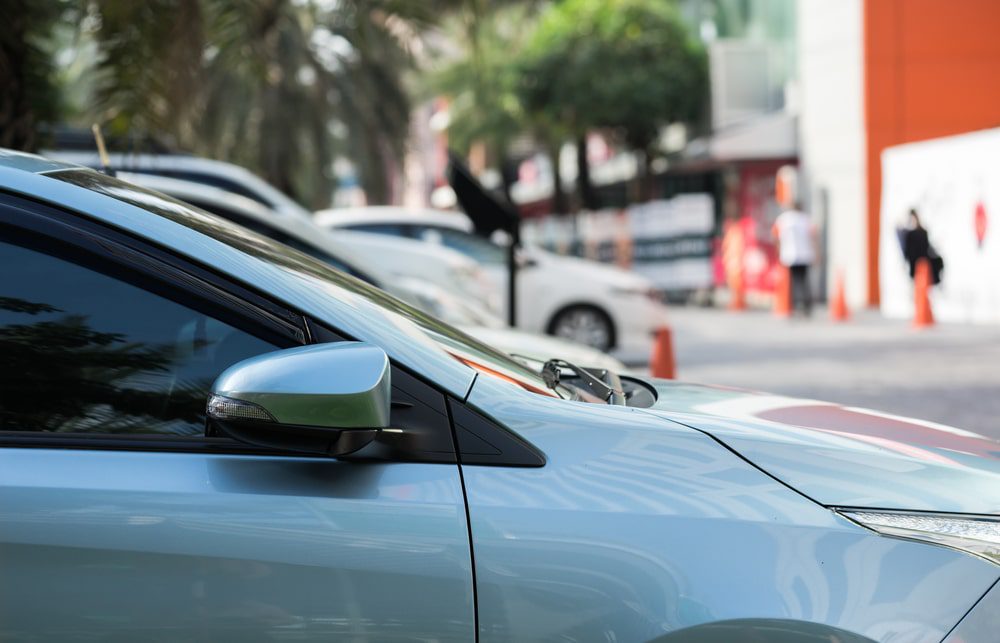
(0, 149, 84, 174)
(0, 150, 476, 397)
(44, 149, 313, 219)
(314, 206, 474, 232)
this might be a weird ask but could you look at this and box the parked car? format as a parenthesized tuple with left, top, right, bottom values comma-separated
(44, 149, 314, 219)
(118, 172, 624, 372)
(315, 206, 670, 359)
(2, 150, 999, 641)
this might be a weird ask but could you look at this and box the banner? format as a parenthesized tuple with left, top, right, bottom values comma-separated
(880, 128, 1000, 323)
(522, 194, 715, 292)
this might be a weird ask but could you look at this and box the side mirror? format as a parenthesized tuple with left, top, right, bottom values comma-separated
(206, 342, 391, 457)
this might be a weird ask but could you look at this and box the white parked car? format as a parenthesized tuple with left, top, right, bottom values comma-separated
(45, 151, 313, 219)
(116, 173, 494, 311)
(315, 206, 669, 360)
(118, 173, 624, 371)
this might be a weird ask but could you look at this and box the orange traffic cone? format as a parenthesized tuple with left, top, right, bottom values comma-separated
(913, 258, 935, 328)
(773, 265, 791, 317)
(830, 270, 850, 322)
(649, 326, 676, 379)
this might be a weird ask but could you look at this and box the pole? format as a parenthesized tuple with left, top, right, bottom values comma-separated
(507, 237, 518, 327)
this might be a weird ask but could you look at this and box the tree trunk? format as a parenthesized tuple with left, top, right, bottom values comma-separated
(576, 134, 600, 211)
(0, 2, 44, 151)
(643, 148, 657, 201)
(550, 143, 569, 214)
(634, 148, 658, 202)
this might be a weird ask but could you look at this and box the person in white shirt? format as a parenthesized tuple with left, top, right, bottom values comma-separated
(773, 204, 816, 316)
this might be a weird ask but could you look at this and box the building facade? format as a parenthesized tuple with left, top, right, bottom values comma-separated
(798, 0, 1000, 308)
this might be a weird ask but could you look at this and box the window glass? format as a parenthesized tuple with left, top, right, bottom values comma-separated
(0, 240, 279, 435)
(418, 226, 506, 265)
(345, 223, 409, 237)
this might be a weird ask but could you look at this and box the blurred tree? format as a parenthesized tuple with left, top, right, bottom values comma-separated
(429, 2, 538, 204)
(86, 0, 449, 207)
(0, 1, 69, 151)
(520, 0, 708, 202)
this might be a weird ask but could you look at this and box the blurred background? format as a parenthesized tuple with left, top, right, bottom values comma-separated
(3, 0, 1000, 434)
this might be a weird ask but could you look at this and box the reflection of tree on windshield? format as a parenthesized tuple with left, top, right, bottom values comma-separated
(0, 297, 208, 435)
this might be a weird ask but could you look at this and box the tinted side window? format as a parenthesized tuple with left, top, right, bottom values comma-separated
(0, 241, 278, 436)
(344, 223, 409, 237)
(418, 226, 507, 265)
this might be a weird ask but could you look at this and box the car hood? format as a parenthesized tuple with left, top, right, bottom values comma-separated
(639, 380, 1000, 515)
(458, 325, 626, 372)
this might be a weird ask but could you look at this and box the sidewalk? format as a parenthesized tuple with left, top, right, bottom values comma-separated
(662, 306, 1000, 439)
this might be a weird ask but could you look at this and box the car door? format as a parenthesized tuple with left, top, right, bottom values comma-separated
(0, 194, 474, 641)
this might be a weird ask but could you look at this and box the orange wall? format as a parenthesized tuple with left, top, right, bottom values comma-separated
(864, 0, 1000, 305)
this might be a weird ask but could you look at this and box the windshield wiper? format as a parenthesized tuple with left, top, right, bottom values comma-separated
(541, 359, 625, 405)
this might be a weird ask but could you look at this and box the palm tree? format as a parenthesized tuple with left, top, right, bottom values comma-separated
(0, 0, 69, 151)
(87, 0, 449, 207)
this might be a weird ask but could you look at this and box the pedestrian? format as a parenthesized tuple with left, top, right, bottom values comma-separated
(773, 202, 816, 316)
(902, 209, 943, 284)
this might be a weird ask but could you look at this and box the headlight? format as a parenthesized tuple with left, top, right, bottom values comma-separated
(839, 509, 1000, 566)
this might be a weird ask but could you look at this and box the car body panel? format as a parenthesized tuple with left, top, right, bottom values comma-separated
(943, 578, 1000, 642)
(458, 324, 627, 372)
(462, 374, 999, 641)
(641, 380, 1000, 515)
(0, 449, 474, 640)
(0, 164, 476, 398)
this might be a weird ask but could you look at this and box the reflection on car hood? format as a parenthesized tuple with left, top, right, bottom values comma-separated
(458, 325, 626, 372)
(639, 380, 1000, 515)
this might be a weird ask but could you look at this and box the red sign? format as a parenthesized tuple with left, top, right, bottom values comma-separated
(974, 201, 988, 248)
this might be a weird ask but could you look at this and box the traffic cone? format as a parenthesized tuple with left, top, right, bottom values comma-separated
(913, 258, 935, 328)
(649, 326, 676, 379)
(773, 265, 791, 317)
(830, 270, 849, 322)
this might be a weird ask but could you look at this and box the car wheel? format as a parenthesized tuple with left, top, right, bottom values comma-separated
(548, 305, 615, 352)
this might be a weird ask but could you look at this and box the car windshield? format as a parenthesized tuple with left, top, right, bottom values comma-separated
(46, 168, 576, 400)
(418, 227, 507, 265)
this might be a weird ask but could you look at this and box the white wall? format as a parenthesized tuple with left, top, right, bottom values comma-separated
(880, 129, 1000, 323)
(797, 0, 868, 307)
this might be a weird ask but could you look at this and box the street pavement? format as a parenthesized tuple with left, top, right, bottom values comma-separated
(662, 306, 1000, 440)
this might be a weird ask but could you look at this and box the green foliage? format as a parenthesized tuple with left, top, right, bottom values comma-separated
(429, 4, 536, 158)
(0, 0, 72, 151)
(520, 0, 707, 153)
(81, 0, 447, 206)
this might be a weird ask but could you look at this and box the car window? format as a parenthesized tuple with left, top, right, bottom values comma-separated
(418, 226, 506, 265)
(0, 239, 279, 435)
(344, 222, 410, 237)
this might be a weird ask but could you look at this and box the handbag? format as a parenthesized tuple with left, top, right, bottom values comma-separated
(928, 244, 944, 285)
